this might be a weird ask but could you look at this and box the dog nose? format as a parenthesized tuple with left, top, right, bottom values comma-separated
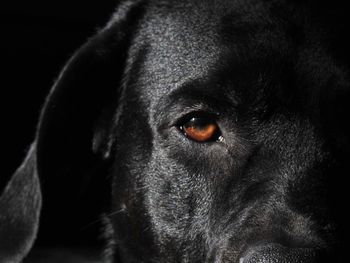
(240, 244, 318, 263)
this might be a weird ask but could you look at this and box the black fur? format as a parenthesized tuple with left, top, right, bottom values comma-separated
(1, 0, 349, 262)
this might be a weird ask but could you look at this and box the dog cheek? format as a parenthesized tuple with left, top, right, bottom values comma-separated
(108, 101, 158, 259)
(140, 147, 214, 249)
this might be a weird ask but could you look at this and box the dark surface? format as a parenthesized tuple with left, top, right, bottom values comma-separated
(24, 247, 101, 262)
(1, 0, 117, 259)
(1, 1, 116, 184)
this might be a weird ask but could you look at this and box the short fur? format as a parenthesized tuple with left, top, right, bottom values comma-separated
(1, 0, 349, 262)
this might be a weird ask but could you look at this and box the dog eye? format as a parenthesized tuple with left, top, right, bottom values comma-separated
(179, 116, 222, 142)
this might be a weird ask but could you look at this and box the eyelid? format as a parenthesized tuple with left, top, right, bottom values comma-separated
(155, 102, 220, 134)
(173, 110, 220, 128)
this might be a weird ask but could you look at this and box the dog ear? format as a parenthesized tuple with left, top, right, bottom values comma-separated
(0, 144, 41, 262)
(38, 0, 145, 173)
(36, 0, 146, 246)
(0, 0, 145, 259)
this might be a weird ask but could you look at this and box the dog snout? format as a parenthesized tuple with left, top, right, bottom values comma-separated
(240, 244, 320, 263)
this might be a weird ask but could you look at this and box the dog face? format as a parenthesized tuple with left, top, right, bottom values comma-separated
(1, 0, 349, 262)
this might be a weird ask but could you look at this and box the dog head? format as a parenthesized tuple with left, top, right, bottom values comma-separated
(1, 0, 349, 262)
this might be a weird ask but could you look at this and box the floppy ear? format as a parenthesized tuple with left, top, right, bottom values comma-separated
(0, 0, 145, 259)
(0, 144, 41, 262)
(38, 0, 146, 173)
(36, 0, 146, 245)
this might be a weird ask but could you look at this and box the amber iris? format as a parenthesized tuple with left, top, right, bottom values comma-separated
(182, 117, 218, 142)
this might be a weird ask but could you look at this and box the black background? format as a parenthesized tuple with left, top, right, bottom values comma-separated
(1, 1, 117, 184)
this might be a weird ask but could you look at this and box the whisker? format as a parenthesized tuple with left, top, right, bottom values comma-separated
(105, 208, 127, 218)
(80, 209, 126, 231)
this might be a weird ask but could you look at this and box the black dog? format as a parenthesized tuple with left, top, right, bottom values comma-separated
(1, 0, 349, 262)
